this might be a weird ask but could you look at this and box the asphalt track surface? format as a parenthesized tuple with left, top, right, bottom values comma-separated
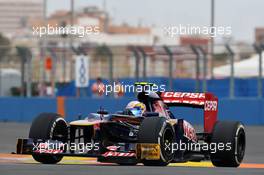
(0, 122, 264, 175)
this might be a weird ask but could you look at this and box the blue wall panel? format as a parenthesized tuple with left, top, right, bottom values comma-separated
(0, 98, 56, 122)
(218, 99, 262, 125)
(0, 98, 23, 121)
(0, 97, 264, 125)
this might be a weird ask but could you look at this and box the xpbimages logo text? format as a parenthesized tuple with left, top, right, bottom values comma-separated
(33, 141, 100, 154)
(98, 82, 166, 96)
(164, 24, 232, 38)
(33, 24, 100, 38)
(165, 141, 232, 154)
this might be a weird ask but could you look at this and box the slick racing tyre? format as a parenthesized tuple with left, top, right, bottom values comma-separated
(210, 121, 246, 167)
(29, 113, 68, 164)
(138, 117, 175, 166)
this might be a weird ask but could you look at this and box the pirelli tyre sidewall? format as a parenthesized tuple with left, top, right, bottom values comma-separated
(29, 113, 68, 164)
(210, 121, 246, 167)
(138, 117, 176, 166)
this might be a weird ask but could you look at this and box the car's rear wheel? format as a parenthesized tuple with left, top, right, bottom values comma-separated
(29, 113, 68, 164)
(210, 121, 246, 167)
(138, 117, 175, 166)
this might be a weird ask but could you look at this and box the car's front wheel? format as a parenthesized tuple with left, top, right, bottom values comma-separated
(29, 113, 68, 164)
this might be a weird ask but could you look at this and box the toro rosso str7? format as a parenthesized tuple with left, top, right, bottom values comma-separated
(16, 88, 246, 167)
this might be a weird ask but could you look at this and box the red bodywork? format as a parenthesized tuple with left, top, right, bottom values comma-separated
(160, 92, 218, 133)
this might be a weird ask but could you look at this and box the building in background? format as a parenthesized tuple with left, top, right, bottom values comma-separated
(35, 6, 154, 46)
(179, 36, 210, 78)
(0, 0, 43, 37)
(255, 27, 264, 44)
(0, 3, 257, 85)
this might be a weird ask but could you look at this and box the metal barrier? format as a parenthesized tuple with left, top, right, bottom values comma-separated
(0, 44, 263, 98)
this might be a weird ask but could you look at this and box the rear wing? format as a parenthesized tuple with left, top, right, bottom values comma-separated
(160, 92, 218, 133)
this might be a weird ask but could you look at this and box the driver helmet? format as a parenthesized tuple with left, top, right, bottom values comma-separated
(126, 101, 146, 117)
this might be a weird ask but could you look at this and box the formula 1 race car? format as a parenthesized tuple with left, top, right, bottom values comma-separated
(16, 84, 246, 167)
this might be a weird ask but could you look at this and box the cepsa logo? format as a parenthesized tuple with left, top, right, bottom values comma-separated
(163, 92, 205, 99)
(205, 101, 218, 111)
